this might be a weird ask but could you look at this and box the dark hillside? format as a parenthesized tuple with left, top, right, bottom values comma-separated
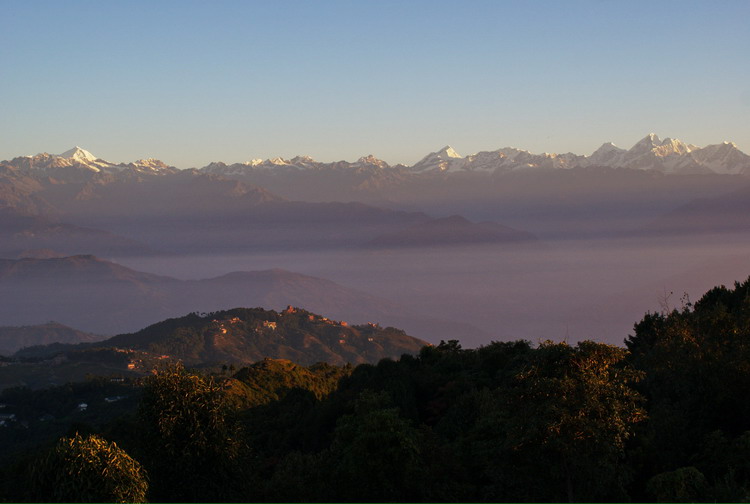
(102, 307, 428, 366)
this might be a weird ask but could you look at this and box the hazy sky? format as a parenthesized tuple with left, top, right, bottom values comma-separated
(2, 0, 749, 168)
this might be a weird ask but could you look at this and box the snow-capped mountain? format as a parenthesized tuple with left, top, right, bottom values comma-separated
(405, 144, 591, 173)
(200, 134, 748, 178)
(58, 146, 103, 166)
(201, 153, 397, 177)
(685, 141, 749, 175)
(410, 145, 464, 172)
(588, 142, 627, 166)
(608, 134, 750, 175)
(125, 158, 176, 173)
(5, 135, 749, 181)
(5, 147, 177, 175)
(406, 134, 750, 175)
(604, 134, 703, 174)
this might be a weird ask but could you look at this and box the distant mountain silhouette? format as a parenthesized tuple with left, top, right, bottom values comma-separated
(639, 183, 750, 236)
(0, 162, 437, 253)
(366, 215, 536, 248)
(0, 208, 155, 259)
(0, 255, 486, 342)
(0, 322, 101, 356)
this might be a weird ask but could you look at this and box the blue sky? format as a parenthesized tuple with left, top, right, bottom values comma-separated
(2, 0, 749, 167)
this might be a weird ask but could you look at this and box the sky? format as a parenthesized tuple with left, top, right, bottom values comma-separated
(2, 0, 749, 168)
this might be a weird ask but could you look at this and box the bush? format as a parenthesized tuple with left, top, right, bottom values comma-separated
(30, 433, 147, 503)
(647, 466, 707, 502)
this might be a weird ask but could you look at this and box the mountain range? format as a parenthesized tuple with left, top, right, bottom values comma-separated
(7, 134, 749, 181)
(187, 135, 750, 239)
(1, 148, 542, 255)
(0, 254, 486, 342)
(5, 135, 738, 242)
(200, 134, 750, 176)
(10, 146, 176, 175)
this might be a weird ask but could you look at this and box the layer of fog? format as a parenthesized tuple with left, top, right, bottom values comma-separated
(116, 232, 750, 348)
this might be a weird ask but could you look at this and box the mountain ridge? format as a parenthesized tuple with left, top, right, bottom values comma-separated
(0, 254, 488, 343)
(11, 147, 178, 175)
(366, 215, 537, 248)
(6, 134, 748, 178)
(0, 321, 101, 356)
(99, 306, 428, 366)
(196, 134, 750, 176)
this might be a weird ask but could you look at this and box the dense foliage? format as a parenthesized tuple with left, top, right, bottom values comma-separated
(625, 278, 750, 501)
(136, 363, 253, 502)
(2, 278, 750, 502)
(29, 433, 147, 503)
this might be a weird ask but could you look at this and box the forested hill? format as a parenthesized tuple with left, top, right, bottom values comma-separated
(101, 307, 427, 366)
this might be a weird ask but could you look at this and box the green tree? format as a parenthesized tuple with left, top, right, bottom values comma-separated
(626, 278, 750, 477)
(501, 341, 645, 502)
(692, 430, 750, 501)
(646, 466, 708, 503)
(266, 450, 328, 501)
(328, 390, 428, 501)
(137, 363, 250, 502)
(30, 433, 147, 503)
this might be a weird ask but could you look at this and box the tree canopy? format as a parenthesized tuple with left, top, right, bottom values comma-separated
(4, 278, 750, 501)
(30, 433, 147, 503)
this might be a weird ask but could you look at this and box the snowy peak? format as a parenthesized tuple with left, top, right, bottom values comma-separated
(655, 137, 693, 156)
(630, 133, 663, 153)
(356, 154, 380, 164)
(436, 145, 462, 159)
(58, 146, 99, 163)
(415, 145, 463, 163)
(411, 145, 465, 172)
(626, 134, 691, 157)
(589, 142, 626, 166)
(290, 155, 317, 164)
(355, 155, 390, 169)
(591, 142, 624, 155)
(613, 134, 704, 173)
(128, 158, 175, 172)
(54, 146, 119, 172)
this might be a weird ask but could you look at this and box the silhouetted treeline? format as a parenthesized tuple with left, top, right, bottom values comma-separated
(4, 278, 750, 502)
